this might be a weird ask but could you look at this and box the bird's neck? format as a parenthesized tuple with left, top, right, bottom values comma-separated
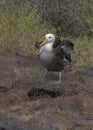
(44, 42, 54, 52)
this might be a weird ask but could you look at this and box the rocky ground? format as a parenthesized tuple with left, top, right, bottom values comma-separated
(0, 52, 93, 130)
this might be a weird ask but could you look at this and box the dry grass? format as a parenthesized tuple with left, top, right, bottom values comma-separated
(72, 36, 93, 66)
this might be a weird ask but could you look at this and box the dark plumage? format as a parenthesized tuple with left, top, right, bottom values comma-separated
(35, 41, 42, 49)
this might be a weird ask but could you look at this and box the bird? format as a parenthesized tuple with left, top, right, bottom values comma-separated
(35, 33, 74, 82)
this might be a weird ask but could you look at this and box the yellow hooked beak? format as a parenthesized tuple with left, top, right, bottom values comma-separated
(40, 38, 48, 47)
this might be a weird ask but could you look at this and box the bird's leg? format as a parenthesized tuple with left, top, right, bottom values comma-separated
(43, 70, 48, 80)
(58, 72, 62, 82)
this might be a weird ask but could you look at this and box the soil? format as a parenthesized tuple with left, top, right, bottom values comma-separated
(0, 52, 93, 130)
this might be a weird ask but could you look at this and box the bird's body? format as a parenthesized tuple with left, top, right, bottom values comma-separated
(39, 44, 64, 71)
(35, 33, 74, 82)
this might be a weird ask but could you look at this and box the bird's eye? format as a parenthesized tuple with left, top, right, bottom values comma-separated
(49, 37, 51, 39)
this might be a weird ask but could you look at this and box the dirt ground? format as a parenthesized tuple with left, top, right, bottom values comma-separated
(0, 52, 93, 130)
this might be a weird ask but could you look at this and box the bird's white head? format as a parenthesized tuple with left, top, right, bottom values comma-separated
(40, 33, 55, 47)
(45, 33, 55, 43)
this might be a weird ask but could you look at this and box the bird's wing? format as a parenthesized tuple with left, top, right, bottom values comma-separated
(53, 37, 62, 48)
(53, 38, 65, 59)
(61, 40, 74, 62)
(54, 47, 65, 63)
(61, 40, 74, 53)
(53, 38, 74, 62)
(35, 41, 43, 49)
(53, 39, 70, 67)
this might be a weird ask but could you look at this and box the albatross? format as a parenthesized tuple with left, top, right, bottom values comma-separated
(35, 33, 74, 82)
